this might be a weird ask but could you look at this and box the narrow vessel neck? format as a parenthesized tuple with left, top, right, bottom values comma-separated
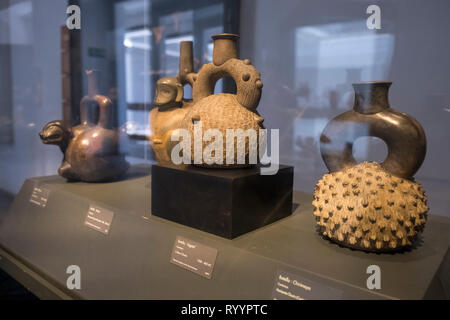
(212, 33, 239, 66)
(86, 69, 99, 96)
(353, 82, 391, 114)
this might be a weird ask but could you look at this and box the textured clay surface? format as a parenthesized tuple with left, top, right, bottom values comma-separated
(181, 94, 265, 168)
(312, 162, 428, 252)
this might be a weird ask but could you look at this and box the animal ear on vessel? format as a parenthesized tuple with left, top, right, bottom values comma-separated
(175, 82, 184, 104)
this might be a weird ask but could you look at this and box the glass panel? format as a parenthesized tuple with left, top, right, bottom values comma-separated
(240, 0, 450, 217)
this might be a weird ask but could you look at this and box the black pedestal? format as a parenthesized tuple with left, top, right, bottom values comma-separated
(151, 163, 294, 239)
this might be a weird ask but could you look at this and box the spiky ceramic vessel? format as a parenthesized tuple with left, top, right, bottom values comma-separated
(312, 162, 428, 252)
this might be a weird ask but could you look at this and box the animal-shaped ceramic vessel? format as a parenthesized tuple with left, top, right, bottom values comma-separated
(40, 70, 129, 182)
(150, 77, 193, 162)
(150, 35, 265, 168)
(149, 42, 194, 163)
(312, 81, 428, 252)
(180, 34, 265, 168)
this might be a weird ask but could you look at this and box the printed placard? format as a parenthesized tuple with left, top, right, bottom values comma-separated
(84, 204, 114, 235)
(272, 269, 343, 300)
(170, 236, 218, 279)
(29, 187, 50, 208)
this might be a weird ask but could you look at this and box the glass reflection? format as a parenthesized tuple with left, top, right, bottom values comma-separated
(115, 1, 225, 160)
(292, 20, 394, 176)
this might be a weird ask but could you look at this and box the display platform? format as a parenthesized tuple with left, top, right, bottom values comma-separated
(0, 164, 449, 300)
(151, 163, 294, 239)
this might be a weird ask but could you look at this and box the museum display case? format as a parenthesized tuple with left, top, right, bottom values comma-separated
(0, 0, 449, 301)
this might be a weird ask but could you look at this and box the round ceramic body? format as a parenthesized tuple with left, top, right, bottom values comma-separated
(181, 94, 265, 168)
(313, 161, 428, 252)
(64, 125, 128, 182)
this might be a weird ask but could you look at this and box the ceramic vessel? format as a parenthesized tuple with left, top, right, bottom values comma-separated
(40, 70, 129, 182)
(150, 34, 265, 168)
(312, 81, 428, 252)
(149, 42, 194, 163)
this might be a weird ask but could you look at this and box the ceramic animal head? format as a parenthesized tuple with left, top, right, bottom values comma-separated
(154, 77, 184, 109)
(39, 120, 71, 148)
